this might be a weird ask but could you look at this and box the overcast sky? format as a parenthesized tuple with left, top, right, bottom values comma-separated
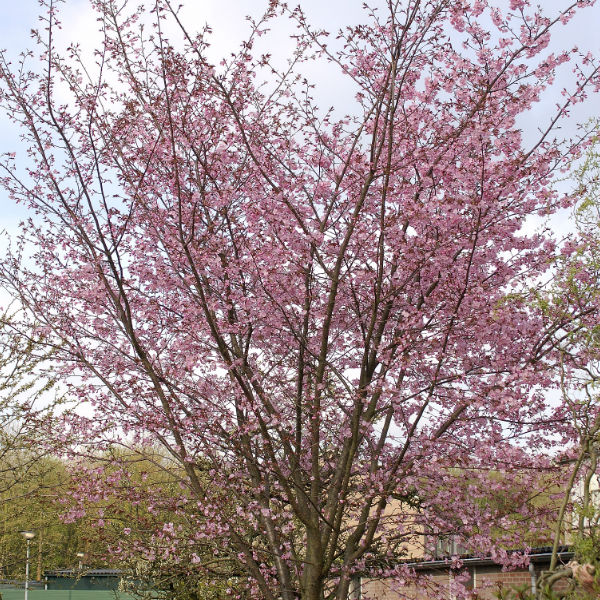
(1, 0, 599, 236)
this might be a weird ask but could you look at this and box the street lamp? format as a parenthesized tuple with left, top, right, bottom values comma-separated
(76, 552, 85, 572)
(19, 531, 35, 600)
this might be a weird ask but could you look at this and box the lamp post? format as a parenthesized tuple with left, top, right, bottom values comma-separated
(19, 531, 35, 600)
(76, 552, 85, 572)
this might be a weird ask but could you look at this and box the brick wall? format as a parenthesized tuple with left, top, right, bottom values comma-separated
(360, 566, 535, 599)
(475, 567, 532, 598)
(362, 573, 453, 600)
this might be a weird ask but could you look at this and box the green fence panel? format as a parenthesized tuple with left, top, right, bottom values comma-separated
(0, 591, 135, 600)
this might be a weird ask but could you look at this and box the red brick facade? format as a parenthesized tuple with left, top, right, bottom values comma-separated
(358, 564, 546, 599)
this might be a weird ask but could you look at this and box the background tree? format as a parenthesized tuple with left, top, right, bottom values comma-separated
(534, 132, 600, 600)
(0, 312, 92, 579)
(0, 311, 54, 492)
(62, 446, 244, 599)
(1, 1, 600, 599)
(0, 455, 85, 581)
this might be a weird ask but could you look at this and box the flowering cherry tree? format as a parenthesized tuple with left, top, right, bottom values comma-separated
(1, 0, 599, 598)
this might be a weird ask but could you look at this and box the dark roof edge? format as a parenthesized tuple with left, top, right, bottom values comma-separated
(404, 546, 574, 571)
(44, 569, 122, 576)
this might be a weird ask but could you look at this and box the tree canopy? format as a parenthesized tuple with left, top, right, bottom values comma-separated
(1, 1, 600, 599)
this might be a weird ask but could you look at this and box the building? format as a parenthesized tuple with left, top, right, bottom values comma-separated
(357, 546, 574, 599)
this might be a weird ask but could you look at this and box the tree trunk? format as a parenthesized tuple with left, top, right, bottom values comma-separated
(36, 530, 43, 581)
